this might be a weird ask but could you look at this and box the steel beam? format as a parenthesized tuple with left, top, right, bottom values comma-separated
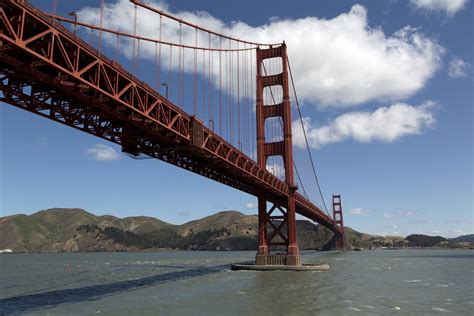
(0, 0, 343, 242)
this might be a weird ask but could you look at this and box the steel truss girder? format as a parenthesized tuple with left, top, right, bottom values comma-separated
(0, 0, 342, 236)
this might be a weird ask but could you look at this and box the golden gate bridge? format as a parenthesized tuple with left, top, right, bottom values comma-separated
(0, 0, 346, 266)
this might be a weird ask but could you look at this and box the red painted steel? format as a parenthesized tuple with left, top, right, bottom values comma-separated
(129, 0, 277, 47)
(256, 44, 300, 257)
(0, 0, 343, 241)
(332, 195, 345, 249)
(42, 13, 256, 52)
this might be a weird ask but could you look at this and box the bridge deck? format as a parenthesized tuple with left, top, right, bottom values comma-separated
(0, 0, 341, 234)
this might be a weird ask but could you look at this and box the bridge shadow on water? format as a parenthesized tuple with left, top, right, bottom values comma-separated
(0, 264, 230, 315)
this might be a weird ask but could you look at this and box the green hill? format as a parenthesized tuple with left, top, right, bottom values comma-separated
(0, 208, 339, 252)
(178, 210, 258, 237)
(449, 234, 474, 244)
(0, 208, 172, 252)
(1, 208, 471, 252)
(406, 234, 447, 247)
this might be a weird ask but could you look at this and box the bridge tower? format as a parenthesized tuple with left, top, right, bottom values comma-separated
(255, 43, 301, 266)
(332, 194, 345, 249)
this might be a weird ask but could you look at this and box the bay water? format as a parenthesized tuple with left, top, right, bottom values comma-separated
(0, 249, 473, 315)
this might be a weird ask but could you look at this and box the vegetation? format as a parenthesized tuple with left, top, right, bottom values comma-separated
(449, 234, 474, 244)
(77, 224, 233, 250)
(406, 234, 447, 247)
(144, 227, 231, 250)
(77, 224, 153, 249)
(1, 208, 472, 252)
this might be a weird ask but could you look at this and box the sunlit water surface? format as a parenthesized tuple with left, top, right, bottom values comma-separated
(0, 249, 473, 315)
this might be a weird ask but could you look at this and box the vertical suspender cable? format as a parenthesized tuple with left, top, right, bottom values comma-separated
(99, 0, 104, 51)
(154, 23, 159, 91)
(208, 33, 211, 129)
(154, 42, 158, 90)
(237, 42, 241, 151)
(219, 37, 222, 135)
(213, 45, 216, 131)
(115, 34, 119, 61)
(178, 23, 182, 107)
(181, 25, 185, 108)
(132, 5, 137, 73)
(230, 40, 233, 144)
(243, 43, 247, 155)
(287, 56, 329, 214)
(137, 38, 140, 73)
(168, 45, 172, 99)
(226, 39, 230, 142)
(202, 41, 205, 119)
(158, 15, 162, 93)
(247, 46, 251, 156)
(251, 48, 255, 161)
(87, 28, 92, 47)
(262, 60, 310, 199)
(182, 44, 185, 109)
(52, 0, 57, 15)
(193, 28, 197, 115)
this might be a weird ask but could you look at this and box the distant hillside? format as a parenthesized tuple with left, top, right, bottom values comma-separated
(449, 234, 474, 244)
(0, 208, 341, 252)
(406, 234, 447, 247)
(0, 208, 472, 253)
(0, 208, 172, 252)
(178, 211, 258, 238)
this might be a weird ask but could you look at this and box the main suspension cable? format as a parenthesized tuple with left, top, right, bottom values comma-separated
(130, 0, 278, 47)
(261, 62, 309, 200)
(44, 13, 262, 52)
(287, 56, 330, 215)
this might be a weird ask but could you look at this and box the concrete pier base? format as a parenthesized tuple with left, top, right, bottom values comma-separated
(231, 262, 329, 271)
(255, 254, 302, 266)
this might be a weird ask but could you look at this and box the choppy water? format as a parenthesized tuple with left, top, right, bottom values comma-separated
(0, 249, 473, 315)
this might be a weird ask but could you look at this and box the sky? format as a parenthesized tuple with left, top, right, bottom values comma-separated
(0, 0, 472, 238)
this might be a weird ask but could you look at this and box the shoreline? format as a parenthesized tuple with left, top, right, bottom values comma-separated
(1, 246, 472, 255)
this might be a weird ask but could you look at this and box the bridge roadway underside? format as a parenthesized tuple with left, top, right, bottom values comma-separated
(0, 0, 341, 236)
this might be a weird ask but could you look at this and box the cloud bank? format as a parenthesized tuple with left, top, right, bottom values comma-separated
(292, 101, 437, 148)
(86, 144, 120, 161)
(350, 208, 369, 215)
(448, 57, 472, 78)
(384, 211, 414, 218)
(78, 1, 444, 108)
(245, 202, 257, 209)
(410, 0, 469, 16)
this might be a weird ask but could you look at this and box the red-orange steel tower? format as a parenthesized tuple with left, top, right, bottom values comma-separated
(255, 43, 301, 266)
(0, 0, 346, 261)
(332, 194, 345, 249)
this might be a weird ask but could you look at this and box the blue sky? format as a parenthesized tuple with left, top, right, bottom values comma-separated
(0, 0, 472, 237)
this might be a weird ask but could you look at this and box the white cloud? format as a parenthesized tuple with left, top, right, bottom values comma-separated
(86, 144, 120, 161)
(448, 57, 472, 78)
(266, 163, 285, 179)
(78, 1, 444, 108)
(350, 208, 368, 215)
(293, 101, 437, 148)
(177, 210, 192, 216)
(410, 0, 468, 16)
(377, 231, 402, 237)
(245, 202, 257, 209)
(443, 229, 473, 238)
(384, 211, 414, 218)
(454, 229, 466, 235)
(392, 224, 399, 229)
